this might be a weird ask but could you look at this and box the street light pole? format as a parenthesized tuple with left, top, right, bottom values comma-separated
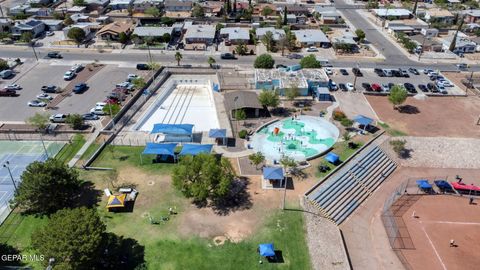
(353, 62, 359, 91)
(31, 42, 38, 61)
(234, 96, 239, 137)
(39, 134, 49, 159)
(3, 162, 17, 192)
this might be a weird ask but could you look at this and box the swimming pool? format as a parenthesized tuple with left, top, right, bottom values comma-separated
(250, 115, 339, 162)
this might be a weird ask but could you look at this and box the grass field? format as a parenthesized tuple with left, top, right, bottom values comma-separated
(54, 134, 86, 164)
(378, 122, 407, 137)
(0, 145, 312, 269)
(315, 140, 364, 178)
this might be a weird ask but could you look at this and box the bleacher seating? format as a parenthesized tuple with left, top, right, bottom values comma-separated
(306, 146, 397, 225)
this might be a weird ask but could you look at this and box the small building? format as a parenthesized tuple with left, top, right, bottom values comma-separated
(410, 34, 443, 52)
(85, 0, 111, 11)
(220, 27, 250, 45)
(164, 0, 192, 12)
(262, 167, 285, 189)
(224, 90, 269, 118)
(256, 27, 285, 41)
(277, 4, 310, 16)
(108, 0, 134, 10)
(313, 6, 342, 24)
(71, 13, 91, 23)
(133, 26, 173, 40)
(27, 0, 51, 4)
(314, 87, 331, 101)
(386, 19, 429, 35)
(96, 20, 133, 41)
(425, 8, 455, 24)
(184, 24, 215, 45)
(0, 19, 14, 32)
(421, 28, 439, 38)
(40, 19, 63, 31)
(286, 14, 297, 24)
(253, 3, 278, 17)
(372, 9, 412, 20)
(133, 0, 163, 13)
(292, 29, 330, 48)
(67, 6, 87, 14)
(442, 32, 477, 54)
(8, 5, 30, 16)
(12, 20, 45, 38)
(63, 23, 94, 38)
(463, 10, 480, 24)
(201, 1, 223, 17)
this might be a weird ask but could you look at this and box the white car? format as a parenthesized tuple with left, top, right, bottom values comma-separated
(329, 81, 338, 91)
(439, 80, 453, 87)
(306, 47, 318, 52)
(70, 64, 84, 73)
(346, 83, 354, 91)
(46, 31, 54, 36)
(90, 106, 106, 115)
(324, 67, 333, 75)
(4, 84, 21, 90)
(49, 114, 68, 123)
(36, 93, 53, 100)
(127, 74, 139, 81)
(64, 71, 75, 80)
(28, 100, 46, 107)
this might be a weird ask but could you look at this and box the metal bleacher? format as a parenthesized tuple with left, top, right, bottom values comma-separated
(307, 145, 397, 225)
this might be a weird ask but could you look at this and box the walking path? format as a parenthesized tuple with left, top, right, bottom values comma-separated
(67, 124, 101, 167)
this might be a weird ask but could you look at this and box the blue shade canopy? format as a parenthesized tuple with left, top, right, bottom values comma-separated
(178, 144, 213, 156)
(434, 180, 452, 190)
(325, 152, 339, 164)
(151, 124, 193, 135)
(259, 243, 275, 257)
(208, 129, 227, 138)
(353, 115, 373, 126)
(263, 167, 284, 180)
(142, 143, 177, 156)
(416, 179, 432, 189)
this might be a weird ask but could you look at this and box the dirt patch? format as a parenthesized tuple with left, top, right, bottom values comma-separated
(366, 96, 480, 137)
(400, 195, 480, 270)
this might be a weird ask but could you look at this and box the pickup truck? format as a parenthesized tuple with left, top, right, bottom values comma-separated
(0, 89, 17, 97)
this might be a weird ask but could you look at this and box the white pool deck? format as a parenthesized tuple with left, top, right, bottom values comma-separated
(138, 84, 220, 133)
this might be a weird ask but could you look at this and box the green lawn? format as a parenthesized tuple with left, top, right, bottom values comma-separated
(315, 141, 364, 178)
(378, 122, 407, 137)
(54, 134, 86, 164)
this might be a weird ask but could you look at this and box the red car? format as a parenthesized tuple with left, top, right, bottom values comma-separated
(371, 83, 382, 92)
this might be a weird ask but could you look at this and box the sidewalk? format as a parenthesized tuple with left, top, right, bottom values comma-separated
(67, 125, 101, 167)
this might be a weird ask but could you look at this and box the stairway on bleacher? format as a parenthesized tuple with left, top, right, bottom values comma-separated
(306, 145, 397, 225)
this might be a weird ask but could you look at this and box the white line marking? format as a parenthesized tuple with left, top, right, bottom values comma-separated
(420, 224, 447, 270)
(421, 220, 480, 226)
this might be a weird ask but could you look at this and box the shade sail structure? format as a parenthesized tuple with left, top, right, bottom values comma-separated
(208, 129, 227, 138)
(434, 180, 452, 190)
(106, 194, 126, 208)
(151, 124, 193, 135)
(354, 115, 374, 126)
(259, 243, 275, 257)
(263, 167, 284, 181)
(416, 179, 432, 189)
(142, 143, 177, 156)
(325, 152, 339, 164)
(178, 144, 213, 156)
(451, 182, 480, 192)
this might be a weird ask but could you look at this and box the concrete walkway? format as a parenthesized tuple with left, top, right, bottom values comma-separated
(213, 145, 254, 158)
(67, 125, 101, 167)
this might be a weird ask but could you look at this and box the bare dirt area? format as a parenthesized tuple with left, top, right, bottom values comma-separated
(400, 195, 480, 270)
(366, 96, 480, 137)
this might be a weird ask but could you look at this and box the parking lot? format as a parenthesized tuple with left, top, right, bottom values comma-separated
(327, 68, 465, 95)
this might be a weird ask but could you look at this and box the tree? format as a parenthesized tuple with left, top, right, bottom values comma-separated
(0, 59, 9, 71)
(208, 56, 216, 68)
(299, 54, 321, 68)
(32, 207, 105, 269)
(20, 32, 33, 43)
(14, 159, 82, 214)
(144, 7, 161, 17)
(366, 0, 379, 9)
(235, 108, 246, 126)
(67, 27, 86, 46)
(63, 15, 74, 26)
(66, 114, 84, 130)
(261, 6, 273, 17)
(226, 0, 232, 14)
(403, 40, 417, 53)
(261, 31, 275, 52)
(26, 112, 50, 130)
(390, 139, 407, 157)
(285, 30, 296, 50)
(283, 6, 288, 25)
(285, 84, 299, 101)
(235, 43, 248, 55)
(248, 152, 265, 169)
(254, 53, 275, 69)
(118, 32, 129, 44)
(160, 17, 175, 26)
(275, 16, 283, 29)
(73, 0, 86, 6)
(412, 0, 419, 17)
(172, 154, 235, 204)
(355, 29, 366, 43)
(449, 17, 465, 52)
(103, 103, 121, 116)
(278, 36, 288, 56)
(233, 0, 237, 13)
(192, 4, 205, 17)
(162, 33, 171, 43)
(258, 89, 280, 108)
(132, 77, 146, 89)
(280, 156, 296, 171)
(388, 85, 408, 110)
(175, 52, 182, 66)
(321, 25, 331, 33)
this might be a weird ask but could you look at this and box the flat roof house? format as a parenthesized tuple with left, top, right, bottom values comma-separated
(372, 9, 412, 20)
(184, 24, 215, 45)
(133, 0, 163, 12)
(425, 8, 455, 24)
(12, 20, 45, 38)
(108, 0, 134, 10)
(220, 27, 250, 44)
(313, 6, 342, 24)
(463, 10, 480, 24)
(442, 32, 477, 54)
(293, 29, 330, 48)
(256, 27, 285, 41)
(133, 26, 173, 38)
(164, 0, 192, 12)
(40, 19, 63, 31)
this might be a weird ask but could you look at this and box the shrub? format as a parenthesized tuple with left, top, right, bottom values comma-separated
(238, 130, 248, 139)
(333, 110, 346, 121)
(340, 118, 353, 127)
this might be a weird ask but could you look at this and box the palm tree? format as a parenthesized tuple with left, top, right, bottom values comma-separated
(261, 31, 275, 52)
(207, 56, 216, 68)
(175, 52, 182, 66)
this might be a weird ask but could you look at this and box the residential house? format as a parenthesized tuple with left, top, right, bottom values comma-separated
(234, 2, 249, 12)
(464, 10, 480, 24)
(85, 0, 111, 12)
(220, 27, 250, 45)
(95, 16, 111, 25)
(184, 24, 215, 45)
(164, 0, 192, 12)
(71, 14, 91, 23)
(63, 23, 95, 38)
(256, 27, 286, 41)
(253, 4, 278, 17)
(25, 8, 50, 16)
(372, 9, 412, 20)
(12, 20, 45, 38)
(0, 19, 14, 33)
(27, 0, 51, 5)
(67, 6, 87, 14)
(108, 0, 134, 10)
(421, 28, 439, 38)
(133, 0, 163, 13)
(201, 1, 223, 17)
(292, 29, 330, 48)
(425, 8, 455, 24)
(385, 19, 428, 35)
(442, 32, 476, 53)
(410, 35, 443, 52)
(40, 19, 63, 31)
(277, 4, 310, 16)
(331, 29, 357, 50)
(286, 14, 296, 24)
(313, 6, 342, 24)
(133, 26, 173, 41)
(8, 5, 30, 16)
(96, 20, 133, 40)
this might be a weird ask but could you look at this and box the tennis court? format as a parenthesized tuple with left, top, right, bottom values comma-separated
(0, 141, 65, 224)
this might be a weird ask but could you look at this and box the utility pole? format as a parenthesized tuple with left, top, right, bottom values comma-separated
(31, 42, 39, 61)
(418, 23, 430, 61)
(353, 62, 360, 91)
(234, 96, 239, 137)
(465, 70, 474, 95)
(3, 161, 18, 192)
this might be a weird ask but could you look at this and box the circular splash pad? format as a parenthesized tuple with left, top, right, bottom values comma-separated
(250, 115, 339, 162)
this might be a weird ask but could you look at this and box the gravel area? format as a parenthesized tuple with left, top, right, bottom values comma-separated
(302, 199, 350, 270)
(383, 137, 480, 169)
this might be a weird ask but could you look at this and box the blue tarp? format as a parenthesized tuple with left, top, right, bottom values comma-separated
(353, 115, 374, 126)
(434, 180, 452, 190)
(208, 129, 227, 138)
(416, 179, 432, 189)
(259, 243, 275, 257)
(263, 167, 284, 181)
(179, 144, 213, 156)
(151, 124, 194, 135)
(142, 143, 177, 156)
(325, 152, 339, 164)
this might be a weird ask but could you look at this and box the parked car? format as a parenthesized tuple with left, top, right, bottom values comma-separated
(404, 83, 417, 93)
(346, 83, 354, 91)
(47, 51, 62, 59)
(382, 69, 393, 77)
(4, 84, 21, 90)
(399, 69, 409, 78)
(392, 70, 402, 77)
(427, 82, 438, 92)
(371, 83, 382, 92)
(374, 68, 384, 77)
(418, 84, 428, 92)
(41, 85, 59, 93)
(82, 113, 99, 120)
(339, 83, 347, 91)
(0, 89, 17, 96)
(352, 68, 362, 77)
(381, 83, 390, 92)
(329, 81, 338, 91)
(339, 69, 349, 75)
(70, 64, 84, 73)
(136, 63, 150, 70)
(28, 100, 46, 107)
(324, 67, 333, 75)
(286, 53, 303, 59)
(362, 83, 372, 91)
(221, 53, 236, 59)
(116, 82, 133, 91)
(127, 74, 139, 82)
(306, 47, 318, 52)
(49, 114, 68, 123)
(438, 79, 453, 87)
(423, 68, 434, 74)
(36, 93, 53, 100)
(90, 106, 106, 115)
(275, 64, 287, 69)
(46, 31, 54, 36)
(408, 68, 419, 75)
(0, 70, 13, 79)
(73, 83, 88, 94)
(64, 71, 75, 80)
